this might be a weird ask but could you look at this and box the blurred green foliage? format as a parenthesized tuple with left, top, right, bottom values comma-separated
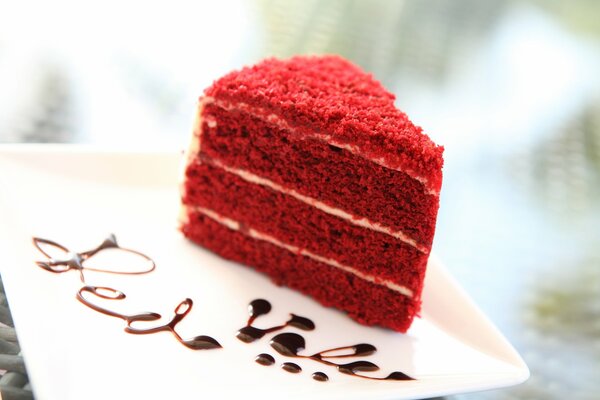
(530, 255, 600, 340)
(255, 0, 507, 85)
(530, 0, 600, 38)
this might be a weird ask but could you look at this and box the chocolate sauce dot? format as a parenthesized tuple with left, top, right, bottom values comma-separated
(270, 332, 306, 356)
(249, 299, 271, 317)
(236, 326, 266, 343)
(181, 335, 222, 350)
(337, 361, 379, 375)
(281, 362, 302, 373)
(255, 353, 275, 366)
(288, 314, 315, 330)
(353, 343, 377, 356)
(385, 371, 415, 381)
(312, 372, 328, 382)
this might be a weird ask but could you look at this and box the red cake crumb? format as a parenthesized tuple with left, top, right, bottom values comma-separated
(183, 212, 419, 332)
(199, 102, 439, 247)
(184, 161, 428, 289)
(181, 55, 443, 333)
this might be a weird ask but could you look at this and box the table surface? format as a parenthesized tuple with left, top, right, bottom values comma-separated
(1, 1, 599, 399)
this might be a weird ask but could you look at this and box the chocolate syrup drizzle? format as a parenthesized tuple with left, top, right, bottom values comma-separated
(33, 235, 221, 350)
(236, 298, 315, 343)
(32, 235, 416, 380)
(33, 234, 155, 282)
(241, 299, 415, 382)
(270, 332, 414, 381)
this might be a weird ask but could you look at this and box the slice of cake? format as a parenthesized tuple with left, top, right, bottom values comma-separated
(180, 55, 443, 332)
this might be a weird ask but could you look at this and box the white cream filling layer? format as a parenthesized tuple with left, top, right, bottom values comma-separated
(198, 156, 427, 254)
(203, 96, 439, 197)
(187, 205, 414, 298)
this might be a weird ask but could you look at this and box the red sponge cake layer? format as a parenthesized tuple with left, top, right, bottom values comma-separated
(199, 103, 438, 247)
(182, 211, 419, 332)
(204, 56, 443, 194)
(181, 55, 443, 332)
(184, 161, 428, 291)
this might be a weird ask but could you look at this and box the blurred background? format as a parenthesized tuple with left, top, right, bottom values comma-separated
(1, 0, 599, 399)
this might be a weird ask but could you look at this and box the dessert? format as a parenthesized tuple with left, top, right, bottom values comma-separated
(180, 55, 443, 332)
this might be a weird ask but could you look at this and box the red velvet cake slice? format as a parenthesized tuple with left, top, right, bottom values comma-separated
(180, 55, 443, 332)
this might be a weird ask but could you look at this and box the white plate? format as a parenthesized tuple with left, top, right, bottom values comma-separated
(0, 145, 528, 400)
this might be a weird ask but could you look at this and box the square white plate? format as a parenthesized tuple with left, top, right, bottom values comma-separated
(0, 145, 528, 400)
